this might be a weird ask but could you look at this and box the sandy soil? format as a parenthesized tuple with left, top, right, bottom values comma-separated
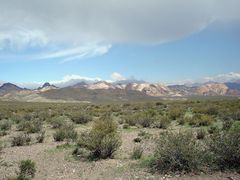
(0, 127, 239, 180)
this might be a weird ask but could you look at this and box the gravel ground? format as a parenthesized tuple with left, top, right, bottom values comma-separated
(0, 127, 239, 180)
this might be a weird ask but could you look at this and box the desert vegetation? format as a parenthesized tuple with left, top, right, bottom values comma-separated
(0, 99, 240, 179)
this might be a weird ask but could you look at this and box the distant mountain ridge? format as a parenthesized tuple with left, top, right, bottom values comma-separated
(0, 80, 240, 102)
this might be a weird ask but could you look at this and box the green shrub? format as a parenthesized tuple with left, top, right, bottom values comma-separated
(0, 119, 12, 131)
(53, 129, 65, 142)
(138, 130, 151, 139)
(133, 137, 142, 143)
(77, 114, 121, 159)
(53, 123, 77, 142)
(208, 125, 220, 134)
(17, 120, 42, 133)
(208, 125, 240, 170)
(189, 114, 214, 127)
(18, 160, 36, 179)
(0, 141, 3, 151)
(70, 112, 92, 124)
(152, 116, 171, 129)
(222, 119, 234, 131)
(0, 130, 7, 136)
(122, 124, 129, 129)
(177, 117, 185, 125)
(196, 128, 207, 140)
(36, 131, 45, 143)
(125, 111, 156, 128)
(131, 146, 143, 160)
(125, 114, 138, 126)
(72, 147, 91, 159)
(150, 131, 208, 173)
(12, 133, 31, 146)
(50, 116, 66, 129)
(169, 108, 182, 120)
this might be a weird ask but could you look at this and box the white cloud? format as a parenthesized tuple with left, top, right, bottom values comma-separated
(38, 44, 111, 63)
(203, 72, 240, 83)
(111, 72, 126, 81)
(50, 74, 102, 87)
(0, 0, 240, 62)
(168, 72, 240, 85)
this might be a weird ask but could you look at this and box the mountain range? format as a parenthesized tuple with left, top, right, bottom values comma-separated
(0, 80, 240, 102)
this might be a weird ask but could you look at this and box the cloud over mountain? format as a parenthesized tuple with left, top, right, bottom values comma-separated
(111, 72, 126, 81)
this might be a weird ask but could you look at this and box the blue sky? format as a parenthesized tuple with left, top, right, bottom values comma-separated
(0, 0, 240, 87)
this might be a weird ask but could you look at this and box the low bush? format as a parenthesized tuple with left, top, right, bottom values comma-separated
(0, 141, 3, 151)
(18, 159, 36, 179)
(77, 114, 121, 160)
(222, 119, 234, 131)
(138, 130, 151, 139)
(36, 131, 45, 143)
(12, 133, 31, 146)
(0, 119, 12, 131)
(72, 147, 91, 159)
(17, 120, 42, 133)
(70, 112, 92, 124)
(177, 117, 185, 125)
(122, 124, 129, 129)
(53, 123, 77, 142)
(208, 124, 240, 170)
(208, 125, 220, 134)
(125, 111, 156, 128)
(196, 128, 207, 140)
(189, 114, 214, 127)
(131, 146, 143, 160)
(133, 137, 142, 143)
(149, 131, 208, 173)
(50, 116, 66, 129)
(168, 108, 182, 120)
(152, 116, 171, 129)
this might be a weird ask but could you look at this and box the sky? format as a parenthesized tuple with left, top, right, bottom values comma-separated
(0, 0, 240, 88)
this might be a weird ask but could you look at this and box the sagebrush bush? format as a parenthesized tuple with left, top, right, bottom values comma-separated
(138, 130, 151, 139)
(208, 125, 220, 134)
(177, 117, 185, 125)
(208, 124, 240, 170)
(133, 137, 142, 143)
(152, 116, 171, 129)
(122, 124, 129, 129)
(70, 112, 92, 124)
(168, 108, 182, 120)
(53, 123, 77, 142)
(12, 133, 31, 146)
(189, 114, 214, 127)
(222, 119, 234, 131)
(196, 128, 207, 140)
(50, 116, 66, 129)
(131, 146, 143, 160)
(17, 120, 42, 133)
(77, 114, 121, 159)
(125, 111, 156, 128)
(150, 131, 208, 173)
(36, 131, 45, 143)
(18, 159, 36, 179)
(0, 141, 3, 151)
(0, 119, 12, 131)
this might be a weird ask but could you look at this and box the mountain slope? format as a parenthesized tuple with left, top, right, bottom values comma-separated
(37, 82, 58, 92)
(40, 87, 156, 102)
(196, 83, 229, 96)
(0, 83, 23, 94)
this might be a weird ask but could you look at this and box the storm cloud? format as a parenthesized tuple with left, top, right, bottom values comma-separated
(0, 0, 240, 61)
